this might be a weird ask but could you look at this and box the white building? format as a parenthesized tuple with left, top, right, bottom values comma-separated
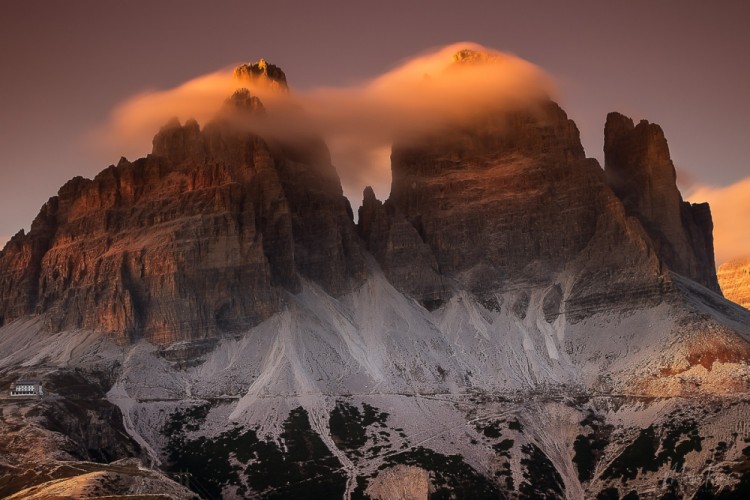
(9, 379, 44, 397)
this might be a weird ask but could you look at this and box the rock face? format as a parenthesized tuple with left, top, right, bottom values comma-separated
(718, 257, 750, 309)
(359, 97, 722, 318)
(233, 58, 288, 91)
(357, 187, 448, 309)
(0, 82, 365, 344)
(604, 112, 719, 291)
(361, 100, 669, 316)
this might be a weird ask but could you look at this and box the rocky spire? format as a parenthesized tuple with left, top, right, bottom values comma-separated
(233, 58, 289, 91)
(222, 88, 266, 114)
(604, 113, 677, 223)
(151, 90, 266, 167)
(451, 48, 503, 65)
(604, 112, 720, 292)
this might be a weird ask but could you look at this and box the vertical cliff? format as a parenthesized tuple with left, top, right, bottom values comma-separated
(357, 186, 448, 309)
(357, 96, 667, 316)
(604, 112, 720, 292)
(0, 74, 366, 344)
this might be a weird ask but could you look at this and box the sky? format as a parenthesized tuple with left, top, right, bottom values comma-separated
(0, 0, 748, 263)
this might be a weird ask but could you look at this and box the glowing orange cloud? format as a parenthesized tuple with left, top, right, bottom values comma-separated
(687, 177, 750, 265)
(91, 70, 242, 160)
(93, 42, 555, 204)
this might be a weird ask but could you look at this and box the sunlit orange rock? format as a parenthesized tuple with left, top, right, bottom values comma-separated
(718, 256, 750, 309)
(0, 88, 365, 344)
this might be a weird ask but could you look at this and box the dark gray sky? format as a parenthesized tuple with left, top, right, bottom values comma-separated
(1, 0, 748, 247)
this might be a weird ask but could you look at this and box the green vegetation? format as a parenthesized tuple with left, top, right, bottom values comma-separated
(602, 418, 703, 482)
(478, 419, 503, 438)
(493, 439, 514, 454)
(602, 426, 660, 481)
(474, 418, 515, 490)
(163, 404, 347, 499)
(657, 419, 702, 471)
(519, 443, 565, 499)
(595, 487, 639, 500)
(596, 487, 621, 500)
(508, 419, 524, 432)
(329, 401, 389, 456)
(573, 412, 613, 483)
(162, 402, 211, 435)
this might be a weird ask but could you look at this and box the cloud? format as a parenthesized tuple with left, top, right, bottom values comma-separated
(304, 43, 555, 200)
(93, 42, 554, 204)
(90, 70, 241, 161)
(686, 177, 750, 265)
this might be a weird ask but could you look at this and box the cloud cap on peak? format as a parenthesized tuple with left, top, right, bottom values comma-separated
(233, 58, 289, 91)
(93, 42, 556, 204)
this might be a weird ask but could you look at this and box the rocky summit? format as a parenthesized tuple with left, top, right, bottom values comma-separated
(362, 101, 665, 316)
(0, 87, 365, 345)
(604, 112, 719, 292)
(2, 55, 750, 500)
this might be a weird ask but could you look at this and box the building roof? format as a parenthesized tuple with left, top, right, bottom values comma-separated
(14, 380, 42, 385)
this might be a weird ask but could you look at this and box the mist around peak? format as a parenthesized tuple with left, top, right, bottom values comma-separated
(93, 42, 555, 205)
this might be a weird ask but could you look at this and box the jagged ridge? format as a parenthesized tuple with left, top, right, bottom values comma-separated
(0, 81, 364, 344)
(604, 112, 719, 292)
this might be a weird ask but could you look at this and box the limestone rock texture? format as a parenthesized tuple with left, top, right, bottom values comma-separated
(357, 187, 448, 309)
(361, 100, 670, 315)
(604, 112, 719, 292)
(2, 53, 750, 500)
(718, 257, 750, 309)
(4, 463, 193, 500)
(0, 88, 365, 344)
(233, 58, 289, 91)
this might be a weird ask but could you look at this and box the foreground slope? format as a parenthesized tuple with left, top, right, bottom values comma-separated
(3, 271, 750, 498)
(0, 367, 194, 499)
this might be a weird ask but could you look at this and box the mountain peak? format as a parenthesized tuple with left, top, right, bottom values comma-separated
(222, 88, 266, 115)
(451, 48, 502, 65)
(233, 58, 288, 91)
(604, 111, 719, 291)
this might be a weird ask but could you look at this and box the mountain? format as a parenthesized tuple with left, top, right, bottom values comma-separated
(604, 112, 720, 292)
(2, 53, 750, 499)
(361, 100, 665, 315)
(0, 86, 365, 345)
(719, 257, 750, 309)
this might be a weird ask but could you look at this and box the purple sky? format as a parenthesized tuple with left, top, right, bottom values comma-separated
(1, 0, 748, 248)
